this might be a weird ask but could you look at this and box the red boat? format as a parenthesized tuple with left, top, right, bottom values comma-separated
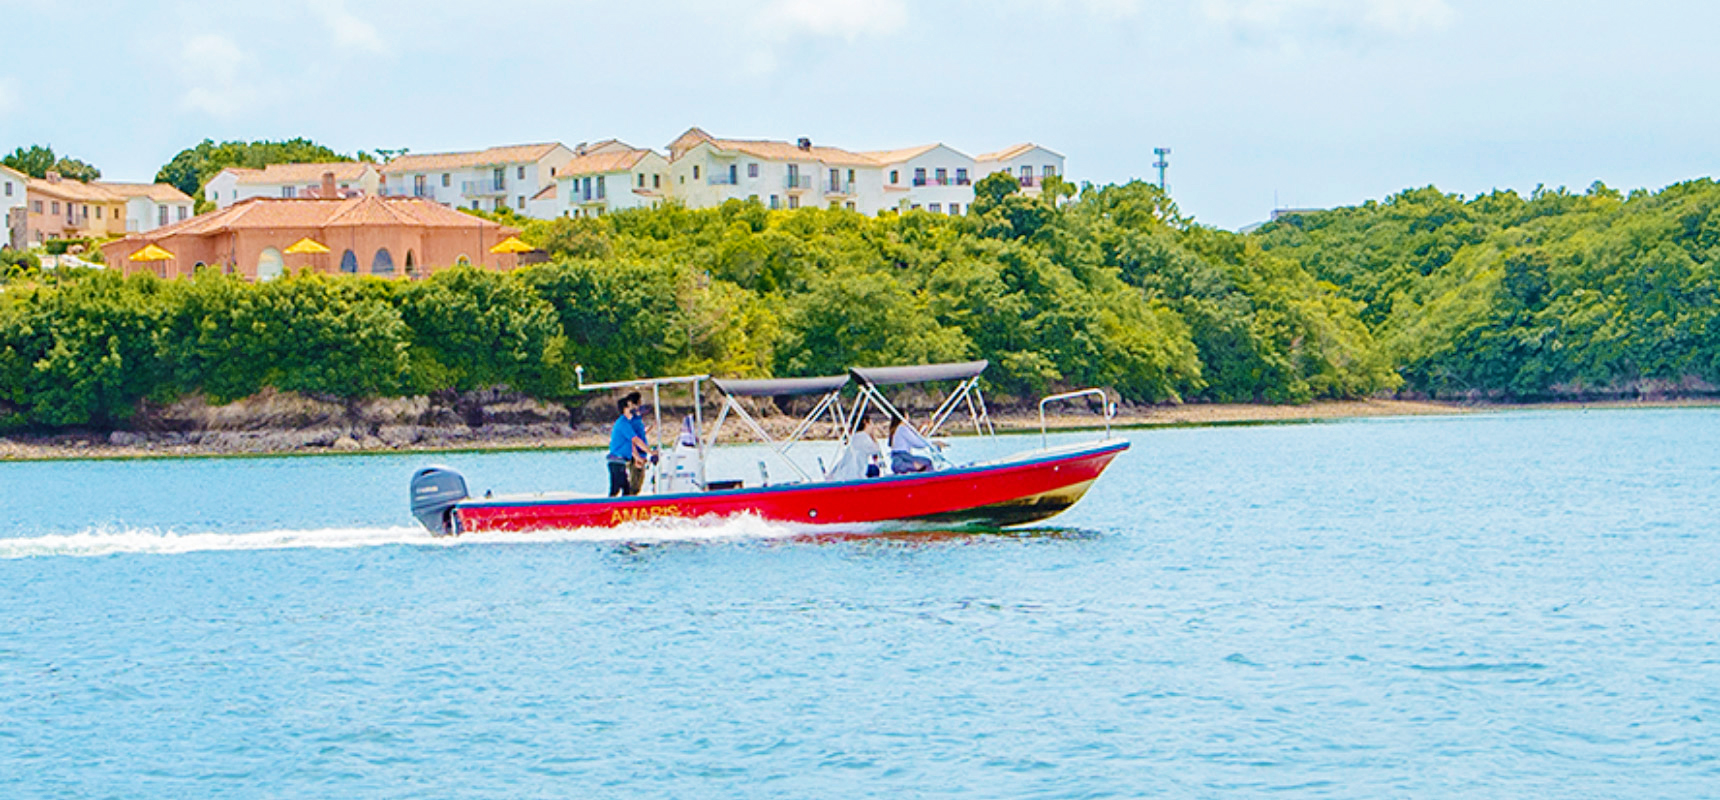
(409, 361, 1128, 536)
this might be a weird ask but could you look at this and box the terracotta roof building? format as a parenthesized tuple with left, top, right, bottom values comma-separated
(23, 171, 193, 244)
(102, 175, 522, 280)
(378, 143, 573, 218)
(205, 161, 382, 209)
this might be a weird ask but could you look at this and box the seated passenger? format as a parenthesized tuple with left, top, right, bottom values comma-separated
(888, 414, 936, 474)
(825, 415, 882, 481)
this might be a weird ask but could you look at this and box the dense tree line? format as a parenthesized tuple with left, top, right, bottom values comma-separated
(3, 145, 101, 182)
(0, 177, 1395, 430)
(9, 173, 1718, 430)
(1254, 180, 1720, 399)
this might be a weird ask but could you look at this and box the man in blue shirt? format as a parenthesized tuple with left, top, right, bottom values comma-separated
(608, 392, 649, 497)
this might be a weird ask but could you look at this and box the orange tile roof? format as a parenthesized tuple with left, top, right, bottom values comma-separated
(95, 182, 193, 203)
(976, 143, 1062, 162)
(860, 144, 943, 164)
(560, 149, 654, 177)
(228, 162, 374, 185)
(118, 196, 518, 241)
(28, 176, 123, 203)
(382, 143, 567, 173)
(532, 184, 556, 201)
(703, 137, 879, 167)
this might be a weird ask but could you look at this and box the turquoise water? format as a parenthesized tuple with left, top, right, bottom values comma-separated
(3, 409, 1718, 797)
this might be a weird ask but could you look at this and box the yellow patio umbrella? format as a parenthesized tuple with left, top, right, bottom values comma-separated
(489, 236, 534, 254)
(283, 237, 330, 255)
(128, 243, 175, 262)
(284, 236, 331, 273)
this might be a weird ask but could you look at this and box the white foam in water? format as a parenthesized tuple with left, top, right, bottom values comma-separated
(0, 514, 811, 560)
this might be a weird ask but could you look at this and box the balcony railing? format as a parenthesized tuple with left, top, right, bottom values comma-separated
(784, 175, 812, 191)
(1019, 175, 1037, 188)
(825, 181, 854, 195)
(461, 179, 507, 196)
(381, 185, 438, 198)
(708, 173, 738, 185)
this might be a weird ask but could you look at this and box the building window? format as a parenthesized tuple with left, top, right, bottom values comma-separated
(935, 168, 947, 185)
(769, 195, 779, 209)
(414, 175, 427, 196)
(653, 174, 661, 189)
(51, 201, 59, 215)
(845, 201, 855, 211)
(1044, 164, 1057, 177)
(517, 166, 525, 180)
(637, 173, 645, 188)
(158, 206, 168, 227)
(728, 164, 738, 184)
(913, 168, 926, 186)
(372, 248, 394, 274)
(583, 177, 592, 201)
(2, 181, 10, 196)
(748, 163, 759, 178)
(748, 195, 759, 204)
(956, 168, 968, 184)
(339, 250, 358, 273)
(929, 203, 941, 213)
(282, 186, 296, 198)
(32, 200, 42, 213)
(455, 255, 471, 267)
(788, 195, 799, 209)
(493, 167, 506, 189)
(471, 200, 480, 210)
(693, 165, 701, 180)
(950, 203, 961, 215)
(890, 170, 899, 184)
(517, 195, 525, 209)
(596, 176, 605, 200)
(442, 173, 450, 187)
(95, 206, 102, 220)
(1020, 165, 1032, 180)
(179, 206, 189, 221)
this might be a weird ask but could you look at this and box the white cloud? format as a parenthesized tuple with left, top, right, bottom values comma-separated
(1200, 0, 1455, 44)
(757, 0, 909, 40)
(177, 34, 255, 118)
(308, 0, 388, 54)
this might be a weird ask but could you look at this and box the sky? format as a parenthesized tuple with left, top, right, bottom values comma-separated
(1, 0, 1717, 229)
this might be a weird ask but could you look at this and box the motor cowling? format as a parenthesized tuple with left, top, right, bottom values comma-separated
(410, 466, 468, 536)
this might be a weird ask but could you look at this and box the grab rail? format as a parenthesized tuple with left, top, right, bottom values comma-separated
(1038, 388, 1116, 449)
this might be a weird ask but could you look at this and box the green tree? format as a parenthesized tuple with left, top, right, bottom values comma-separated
(3, 144, 101, 181)
(154, 138, 354, 198)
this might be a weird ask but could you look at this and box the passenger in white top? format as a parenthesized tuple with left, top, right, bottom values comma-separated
(888, 414, 936, 474)
(825, 415, 882, 481)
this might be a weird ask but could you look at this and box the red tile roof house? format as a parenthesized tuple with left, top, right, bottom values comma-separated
(102, 173, 522, 280)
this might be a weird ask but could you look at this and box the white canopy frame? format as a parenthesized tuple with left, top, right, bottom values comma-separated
(704, 383, 850, 484)
(576, 365, 709, 495)
(844, 363, 996, 470)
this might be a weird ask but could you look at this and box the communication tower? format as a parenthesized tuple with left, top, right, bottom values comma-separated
(1153, 147, 1171, 191)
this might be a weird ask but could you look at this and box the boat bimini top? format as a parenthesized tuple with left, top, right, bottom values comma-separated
(576, 359, 1103, 494)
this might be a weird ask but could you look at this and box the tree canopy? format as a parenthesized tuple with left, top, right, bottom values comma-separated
(154, 138, 358, 200)
(3, 145, 101, 181)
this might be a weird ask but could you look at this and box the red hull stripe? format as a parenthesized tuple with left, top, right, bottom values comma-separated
(454, 440, 1129, 533)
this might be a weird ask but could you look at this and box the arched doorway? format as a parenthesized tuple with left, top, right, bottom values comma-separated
(404, 250, 416, 277)
(340, 249, 358, 273)
(455, 254, 471, 267)
(372, 248, 394, 275)
(257, 247, 284, 281)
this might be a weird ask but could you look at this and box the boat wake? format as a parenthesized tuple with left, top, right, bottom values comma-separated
(0, 515, 815, 560)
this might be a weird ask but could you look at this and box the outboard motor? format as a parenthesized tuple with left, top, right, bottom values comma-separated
(410, 466, 468, 536)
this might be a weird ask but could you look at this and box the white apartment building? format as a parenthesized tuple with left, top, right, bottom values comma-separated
(976, 144, 1065, 196)
(379, 143, 574, 217)
(665, 128, 883, 213)
(2, 164, 26, 249)
(102, 183, 196, 232)
(866, 144, 978, 215)
(556, 145, 671, 218)
(204, 162, 381, 209)
(654, 128, 1063, 215)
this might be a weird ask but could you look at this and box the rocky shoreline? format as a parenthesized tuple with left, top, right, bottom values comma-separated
(2, 393, 1713, 462)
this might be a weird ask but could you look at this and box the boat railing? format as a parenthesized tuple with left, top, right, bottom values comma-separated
(1038, 388, 1116, 449)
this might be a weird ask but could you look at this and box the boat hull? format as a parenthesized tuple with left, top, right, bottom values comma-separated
(447, 440, 1129, 534)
